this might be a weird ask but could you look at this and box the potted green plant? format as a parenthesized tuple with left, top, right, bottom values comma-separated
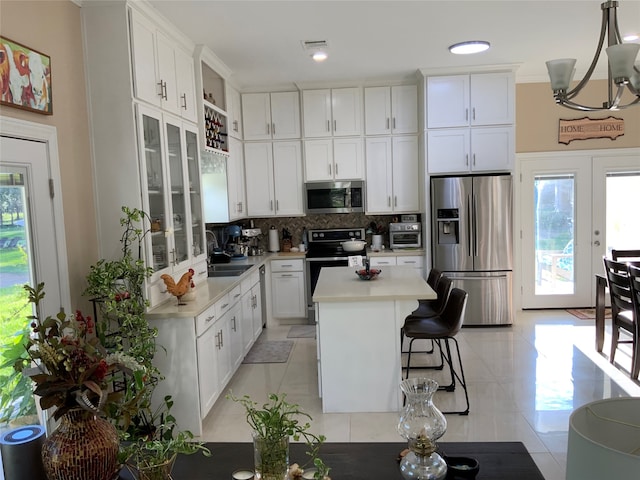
(228, 392, 330, 480)
(120, 396, 211, 480)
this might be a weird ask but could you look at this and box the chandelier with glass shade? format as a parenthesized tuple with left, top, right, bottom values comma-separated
(546, 0, 639, 111)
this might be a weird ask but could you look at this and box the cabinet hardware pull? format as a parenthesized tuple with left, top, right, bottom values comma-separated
(327, 120, 330, 132)
(394, 196, 397, 207)
(157, 81, 164, 98)
(270, 200, 274, 211)
(386, 118, 389, 130)
(181, 93, 187, 110)
(233, 120, 238, 132)
(465, 108, 468, 121)
(206, 315, 214, 323)
(333, 119, 337, 132)
(220, 331, 223, 347)
(335, 163, 338, 176)
(234, 293, 241, 299)
(276, 200, 279, 211)
(328, 163, 332, 175)
(272, 123, 276, 135)
(232, 316, 237, 331)
(404, 261, 416, 264)
(387, 196, 391, 207)
(393, 117, 396, 129)
(473, 154, 476, 166)
(281, 264, 292, 267)
(199, 270, 207, 275)
(238, 202, 243, 212)
(222, 303, 229, 309)
(171, 248, 177, 266)
(215, 331, 220, 349)
(267, 123, 270, 134)
(472, 107, 476, 121)
(281, 274, 293, 277)
(465, 154, 469, 166)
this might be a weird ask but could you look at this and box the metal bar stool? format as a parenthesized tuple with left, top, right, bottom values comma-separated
(403, 287, 470, 415)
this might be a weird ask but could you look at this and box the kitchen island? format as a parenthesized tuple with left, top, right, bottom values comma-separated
(313, 265, 435, 413)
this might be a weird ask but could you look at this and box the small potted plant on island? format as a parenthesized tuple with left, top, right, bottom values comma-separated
(228, 392, 331, 480)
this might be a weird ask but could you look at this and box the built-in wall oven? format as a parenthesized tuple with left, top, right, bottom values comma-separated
(305, 227, 366, 324)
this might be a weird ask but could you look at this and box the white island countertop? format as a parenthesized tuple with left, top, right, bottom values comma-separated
(313, 265, 435, 303)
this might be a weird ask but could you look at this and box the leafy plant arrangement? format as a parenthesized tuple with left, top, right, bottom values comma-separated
(120, 395, 211, 480)
(228, 392, 331, 480)
(13, 283, 145, 420)
(83, 206, 157, 432)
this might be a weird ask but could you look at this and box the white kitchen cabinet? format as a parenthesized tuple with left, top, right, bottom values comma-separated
(427, 126, 514, 174)
(130, 10, 196, 121)
(364, 85, 418, 135)
(302, 88, 362, 137)
(241, 269, 263, 352)
(244, 141, 304, 217)
(242, 91, 301, 140)
(427, 72, 515, 128)
(227, 300, 244, 371)
(397, 255, 425, 278)
(84, 3, 208, 308)
(369, 256, 396, 267)
(196, 304, 220, 418)
(271, 259, 306, 318)
(137, 105, 206, 307)
(227, 136, 246, 221)
(365, 136, 419, 214)
(227, 85, 243, 139)
(304, 138, 364, 182)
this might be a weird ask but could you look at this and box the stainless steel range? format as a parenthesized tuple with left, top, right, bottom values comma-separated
(305, 227, 366, 324)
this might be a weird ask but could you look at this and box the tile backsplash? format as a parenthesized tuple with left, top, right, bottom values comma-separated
(206, 213, 413, 250)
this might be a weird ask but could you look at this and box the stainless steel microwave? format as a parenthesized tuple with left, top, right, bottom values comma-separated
(305, 181, 365, 214)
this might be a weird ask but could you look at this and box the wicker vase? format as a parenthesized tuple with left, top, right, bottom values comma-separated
(41, 409, 119, 480)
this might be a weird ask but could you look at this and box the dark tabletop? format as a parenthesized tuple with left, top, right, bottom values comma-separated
(119, 441, 545, 479)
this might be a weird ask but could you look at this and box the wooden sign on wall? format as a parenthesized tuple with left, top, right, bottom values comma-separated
(558, 116, 624, 145)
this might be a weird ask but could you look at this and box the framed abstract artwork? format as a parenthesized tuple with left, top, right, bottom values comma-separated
(0, 36, 52, 115)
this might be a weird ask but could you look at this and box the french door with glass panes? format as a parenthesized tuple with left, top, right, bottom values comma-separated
(520, 149, 640, 309)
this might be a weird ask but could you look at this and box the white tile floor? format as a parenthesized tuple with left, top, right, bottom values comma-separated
(201, 310, 640, 480)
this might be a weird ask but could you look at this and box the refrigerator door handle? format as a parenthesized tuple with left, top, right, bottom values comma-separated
(467, 194, 473, 256)
(473, 194, 478, 257)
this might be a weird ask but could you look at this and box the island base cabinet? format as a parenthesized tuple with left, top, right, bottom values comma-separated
(317, 301, 418, 413)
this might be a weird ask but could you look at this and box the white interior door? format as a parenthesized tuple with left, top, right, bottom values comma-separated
(520, 149, 640, 309)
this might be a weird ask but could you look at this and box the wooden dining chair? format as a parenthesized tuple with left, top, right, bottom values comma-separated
(603, 257, 637, 379)
(626, 264, 640, 379)
(612, 249, 640, 264)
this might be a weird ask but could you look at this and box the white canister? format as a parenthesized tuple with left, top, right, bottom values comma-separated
(372, 234, 383, 249)
(268, 227, 280, 252)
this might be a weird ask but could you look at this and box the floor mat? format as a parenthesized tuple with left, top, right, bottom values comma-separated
(287, 325, 316, 338)
(242, 340, 293, 364)
(566, 308, 611, 320)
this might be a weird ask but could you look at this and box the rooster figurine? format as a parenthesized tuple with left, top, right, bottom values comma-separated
(161, 268, 195, 305)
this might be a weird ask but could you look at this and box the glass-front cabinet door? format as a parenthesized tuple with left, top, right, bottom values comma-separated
(165, 120, 190, 271)
(141, 108, 170, 273)
(185, 127, 206, 261)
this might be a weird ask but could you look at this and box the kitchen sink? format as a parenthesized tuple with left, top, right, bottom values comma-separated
(207, 264, 253, 277)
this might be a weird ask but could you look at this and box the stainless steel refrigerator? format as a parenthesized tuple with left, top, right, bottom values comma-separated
(431, 174, 513, 325)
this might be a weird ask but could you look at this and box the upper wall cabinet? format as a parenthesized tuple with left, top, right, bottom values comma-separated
(242, 92, 301, 141)
(227, 85, 243, 140)
(302, 88, 362, 138)
(130, 10, 197, 122)
(364, 85, 418, 135)
(427, 72, 515, 128)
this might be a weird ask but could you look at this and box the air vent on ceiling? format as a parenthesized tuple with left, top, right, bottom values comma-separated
(301, 40, 329, 51)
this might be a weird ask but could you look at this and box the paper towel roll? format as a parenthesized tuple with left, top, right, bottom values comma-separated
(268, 228, 280, 252)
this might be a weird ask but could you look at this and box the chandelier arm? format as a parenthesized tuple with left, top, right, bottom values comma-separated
(558, 94, 640, 111)
(609, 84, 626, 109)
(566, 4, 609, 100)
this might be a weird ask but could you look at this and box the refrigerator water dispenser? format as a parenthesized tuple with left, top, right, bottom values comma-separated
(436, 209, 459, 245)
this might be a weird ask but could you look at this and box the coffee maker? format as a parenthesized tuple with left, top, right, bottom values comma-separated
(223, 225, 243, 256)
(242, 228, 263, 256)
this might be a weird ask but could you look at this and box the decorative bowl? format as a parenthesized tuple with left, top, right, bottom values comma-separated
(342, 239, 367, 252)
(356, 268, 381, 280)
(443, 456, 480, 479)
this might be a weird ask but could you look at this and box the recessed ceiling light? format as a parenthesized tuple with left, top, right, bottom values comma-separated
(449, 41, 491, 55)
(312, 51, 328, 62)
